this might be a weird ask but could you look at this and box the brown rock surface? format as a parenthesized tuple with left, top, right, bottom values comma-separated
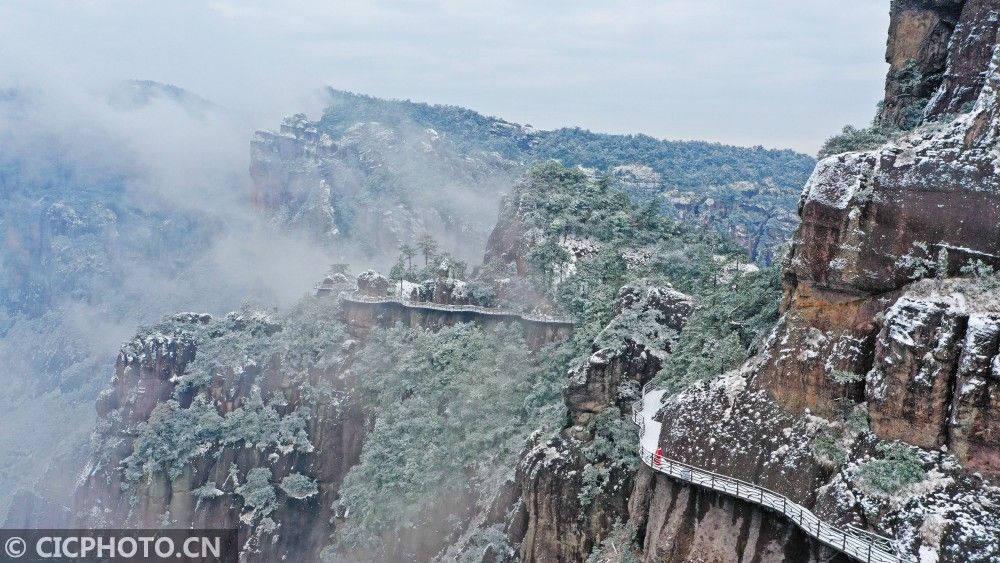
(565, 284, 693, 427)
(510, 435, 631, 563)
(758, 2, 1000, 424)
(632, 468, 849, 563)
(878, 0, 964, 128)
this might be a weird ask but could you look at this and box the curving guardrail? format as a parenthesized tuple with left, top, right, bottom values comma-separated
(336, 291, 575, 325)
(631, 384, 904, 563)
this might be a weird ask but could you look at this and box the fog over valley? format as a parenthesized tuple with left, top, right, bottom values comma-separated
(6, 3, 1000, 563)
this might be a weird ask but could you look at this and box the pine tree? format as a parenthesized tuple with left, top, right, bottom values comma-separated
(399, 243, 416, 271)
(417, 234, 438, 266)
(389, 258, 406, 297)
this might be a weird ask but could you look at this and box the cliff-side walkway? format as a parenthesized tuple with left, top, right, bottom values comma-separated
(632, 386, 904, 563)
(336, 292, 575, 349)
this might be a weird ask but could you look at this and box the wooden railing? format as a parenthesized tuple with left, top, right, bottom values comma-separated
(336, 292, 575, 325)
(631, 385, 904, 563)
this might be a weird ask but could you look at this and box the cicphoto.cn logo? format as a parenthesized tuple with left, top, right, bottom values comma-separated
(0, 529, 237, 562)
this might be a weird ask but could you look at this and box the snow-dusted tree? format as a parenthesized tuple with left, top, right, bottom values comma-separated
(417, 233, 438, 266)
(388, 258, 406, 296)
(279, 473, 319, 500)
(334, 323, 563, 553)
(399, 243, 416, 271)
(235, 467, 277, 517)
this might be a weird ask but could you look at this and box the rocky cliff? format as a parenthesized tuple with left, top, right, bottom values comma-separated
(73, 299, 366, 561)
(628, 466, 850, 563)
(878, 0, 999, 128)
(760, 0, 1000, 476)
(647, 1, 1000, 560)
(508, 2, 1000, 561)
(64, 4, 1000, 561)
(252, 90, 814, 266)
(504, 283, 693, 562)
(71, 266, 569, 562)
(250, 113, 512, 259)
(878, 0, 964, 128)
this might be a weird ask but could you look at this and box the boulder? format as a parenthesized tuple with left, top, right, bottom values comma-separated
(356, 270, 390, 296)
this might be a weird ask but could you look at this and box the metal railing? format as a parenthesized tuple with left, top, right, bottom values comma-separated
(337, 291, 575, 325)
(630, 386, 904, 563)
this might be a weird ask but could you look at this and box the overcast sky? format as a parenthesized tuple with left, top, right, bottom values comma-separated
(0, 0, 889, 154)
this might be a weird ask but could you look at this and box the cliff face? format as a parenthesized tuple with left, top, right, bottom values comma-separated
(878, 0, 1000, 129)
(482, 192, 529, 276)
(759, 0, 1000, 477)
(723, 1, 1000, 559)
(506, 283, 693, 562)
(73, 303, 366, 562)
(501, 3, 1000, 562)
(629, 467, 849, 563)
(564, 286, 693, 428)
(251, 114, 513, 258)
(510, 433, 635, 563)
(878, 0, 964, 128)
(865, 282, 1000, 476)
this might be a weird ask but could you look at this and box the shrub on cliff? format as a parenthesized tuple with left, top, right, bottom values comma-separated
(858, 443, 925, 495)
(334, 323, 564, 552)
(585, 520, 642, 563)
(579, 407, 638, 507)
(235, 467, 277, 517)
(817, 124, 899, 159)
(656, 265, 782, 392)
(279, 473, 319, 500)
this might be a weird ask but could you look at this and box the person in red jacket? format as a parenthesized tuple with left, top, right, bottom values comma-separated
(654, 447, 664, 467)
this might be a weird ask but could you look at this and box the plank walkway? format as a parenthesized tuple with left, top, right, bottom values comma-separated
(631, 383, 905, 563)
(337, 292, 575, 325)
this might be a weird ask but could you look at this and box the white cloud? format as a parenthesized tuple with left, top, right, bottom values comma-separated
(0, 0, 889, 152)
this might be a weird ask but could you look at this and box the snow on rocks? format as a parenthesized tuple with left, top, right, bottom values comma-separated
(641, 353, 1000, 561)
(801, 151, 877, 210)
(356, 270, 391, 296)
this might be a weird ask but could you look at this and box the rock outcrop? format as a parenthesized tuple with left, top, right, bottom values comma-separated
(73, 307, 365, 562)
(875, 0, 1000, 129)
(565, 284, 693, 428)
(356, 269, 390, 296)
(878, 0, 965, 128)
(509, 433, 634, 563)
(864, 281, 1000, 478)
(482, 186, 535, 277)
(505, 283, 693, 562)
(757, 0, 1000, 477)
(516, 3, 1000, 562)
(96, 312, 208, 423)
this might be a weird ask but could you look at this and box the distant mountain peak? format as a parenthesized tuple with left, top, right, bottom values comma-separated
(107, 80, 218, 117)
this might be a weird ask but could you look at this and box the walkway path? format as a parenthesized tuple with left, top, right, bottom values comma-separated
(337, 292, 575, 325)
(340, 288, 903, 561)
(632, 386, 905, 563)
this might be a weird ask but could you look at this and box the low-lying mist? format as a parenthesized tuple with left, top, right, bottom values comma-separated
(0, 77, 347, 520)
